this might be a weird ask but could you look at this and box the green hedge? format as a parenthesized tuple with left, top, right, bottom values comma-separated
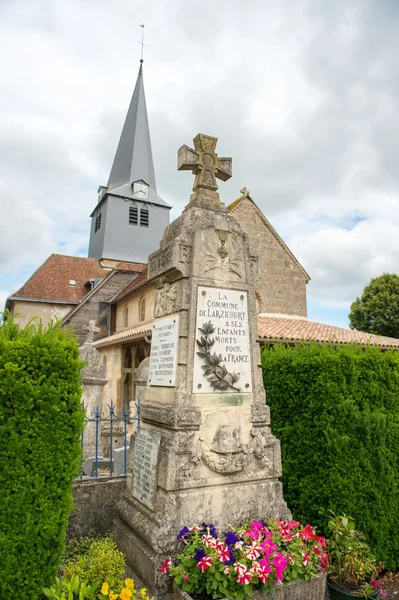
(0, 318, 84, 598)
(262, 342, 399, 570)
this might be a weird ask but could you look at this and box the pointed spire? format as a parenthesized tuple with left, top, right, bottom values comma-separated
(107, 62, 157, 193)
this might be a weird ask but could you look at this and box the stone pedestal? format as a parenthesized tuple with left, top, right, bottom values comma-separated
(115, 135, 290, 595)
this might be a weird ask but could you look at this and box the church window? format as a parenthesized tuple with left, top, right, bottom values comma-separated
(140, 207, 149, 227)
(98, 302, 108, 326)
(129, 206, 138, 225)
(139, 298, 146, 322)
(124, 306, 129, 328)
(94, 212, 102, 233)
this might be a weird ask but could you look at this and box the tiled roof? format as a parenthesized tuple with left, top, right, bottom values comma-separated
(8, 254, 145, 305)
(258, 316, 399, 348)
(94, 323, 153, 347)
(9, 255, 107, 304)
(94, 316, 399, 350)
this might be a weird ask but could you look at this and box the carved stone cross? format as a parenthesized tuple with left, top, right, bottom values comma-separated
(178, 134, 232, 193)
(83, 320, 100, 343)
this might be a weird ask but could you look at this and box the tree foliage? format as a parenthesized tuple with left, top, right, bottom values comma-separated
(0, 316, 84, 599)
(348, 273, 399, 338)
(262, 342, 399, 570)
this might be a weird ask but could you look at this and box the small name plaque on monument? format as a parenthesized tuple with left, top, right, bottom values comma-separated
(132, 429, 161, 510)
(193, 286, 252, 393)
(149, 315, 179, 387)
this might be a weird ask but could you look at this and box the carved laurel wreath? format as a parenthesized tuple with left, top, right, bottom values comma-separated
(196, 321, 240, 392)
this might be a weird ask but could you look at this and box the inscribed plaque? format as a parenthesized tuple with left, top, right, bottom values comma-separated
(193, 286, 252, 393)
(132, 429, 161, 510)
(149, 315, 179, 386)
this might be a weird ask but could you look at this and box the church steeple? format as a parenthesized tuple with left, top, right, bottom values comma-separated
(107, 61, 157, 195)
(88, 60, 171, 263)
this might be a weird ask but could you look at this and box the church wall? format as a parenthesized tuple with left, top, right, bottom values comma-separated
(12, 300, 75, 328)
(100, 195, 169, 263)
(231, 198, 308, 317)
(115, 285, 155, 332)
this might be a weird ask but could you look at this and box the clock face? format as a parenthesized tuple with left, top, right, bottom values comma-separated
(133, 182, 148, 199)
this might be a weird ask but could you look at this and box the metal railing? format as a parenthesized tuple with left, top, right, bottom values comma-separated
(78, 399, 140, 480)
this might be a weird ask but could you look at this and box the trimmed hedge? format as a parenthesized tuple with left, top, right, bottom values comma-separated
(262, 342, 399, 570)
(0, 318, 84, 598)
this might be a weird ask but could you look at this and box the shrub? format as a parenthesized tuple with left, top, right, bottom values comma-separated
(262, 342, 399, 569)
(0, 316, 84, 598)
(66, 536, 126, 593)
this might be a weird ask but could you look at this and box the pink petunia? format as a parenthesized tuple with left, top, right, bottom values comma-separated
(275, 567, 285, 581)
(273, 552, 288, 572)
(260, 537, 277, 556)
(258, 557, 272, 573)
(197, 556, 213, 572)
(183, 572, 189, 581)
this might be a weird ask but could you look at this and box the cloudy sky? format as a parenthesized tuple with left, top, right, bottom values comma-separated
(1, 0, 399, 327)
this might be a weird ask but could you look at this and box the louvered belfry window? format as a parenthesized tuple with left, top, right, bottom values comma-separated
(140, 207, 149, 227)
(94, 212, 102, 233)
(129, 206, 138, 225)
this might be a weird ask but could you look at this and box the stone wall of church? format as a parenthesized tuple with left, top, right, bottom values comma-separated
(115, 285, 155, 332)
(230, 198, 308, 317)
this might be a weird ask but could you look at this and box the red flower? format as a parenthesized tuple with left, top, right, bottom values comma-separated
(237, 570, 251, 585)
(302, 552, 310, 567)
(197, 556, 213, 572)
(183, 572, 189, 581)
(217, 545, 231, 563)
(245, 545, 261, 560)
(299, 524, 317, 541)
(233, 562, 247, 576)
(160, 558, 171, 574)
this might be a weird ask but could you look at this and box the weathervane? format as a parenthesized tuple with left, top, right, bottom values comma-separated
(138, 24, 148, 62)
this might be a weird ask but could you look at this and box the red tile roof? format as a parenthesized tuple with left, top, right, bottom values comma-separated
(258, 316, 399, 348)
(94, 316, 399, 350)
(9, 254, 145, 305)
(94, 322, 153, 347)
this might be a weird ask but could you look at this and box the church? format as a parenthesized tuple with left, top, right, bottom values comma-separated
(6, 58, 399, 412)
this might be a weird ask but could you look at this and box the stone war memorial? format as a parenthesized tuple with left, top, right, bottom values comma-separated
(115, 134, 291, 594)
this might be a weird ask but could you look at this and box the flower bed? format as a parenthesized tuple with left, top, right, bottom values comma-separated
(161, 519, 328, 599)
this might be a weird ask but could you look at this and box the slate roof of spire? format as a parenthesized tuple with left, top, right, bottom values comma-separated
(105, 62, 170, 209)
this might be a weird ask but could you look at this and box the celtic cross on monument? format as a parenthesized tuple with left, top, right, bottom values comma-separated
(178, 134, 232, 206)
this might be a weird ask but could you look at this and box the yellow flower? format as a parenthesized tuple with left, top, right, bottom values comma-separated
(101, 582, 110, 595)
(124, 578, 135, 590)
(109, 593, 119, 600)
(119, 588, 133, 600)
(139, 588, 147, 599)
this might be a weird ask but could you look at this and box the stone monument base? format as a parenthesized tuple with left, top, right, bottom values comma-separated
(115, 476, 291, 594)
(173, 573, 326, 600)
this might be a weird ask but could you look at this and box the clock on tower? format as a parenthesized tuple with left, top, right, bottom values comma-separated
(133, 181, 149, 199)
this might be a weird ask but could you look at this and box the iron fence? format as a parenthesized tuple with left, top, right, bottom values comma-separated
(77, 399, 140, 480)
